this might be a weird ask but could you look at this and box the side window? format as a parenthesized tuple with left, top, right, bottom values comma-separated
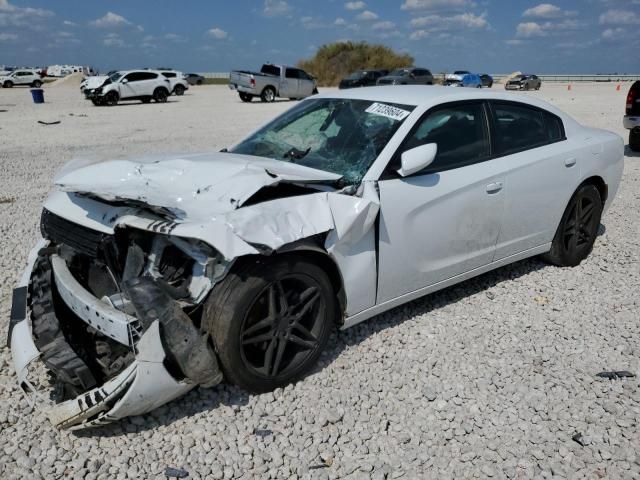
(492, 103, 549, 154)
(399, 102, 490, 173)
(162, 72, 176, 78)
(544, 111, 564, 142)
(123, 72, 143, 82)
(140, 72, 157, 80)
(285, 68, 297, 79)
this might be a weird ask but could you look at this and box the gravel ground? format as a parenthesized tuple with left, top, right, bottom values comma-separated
(0, 83, 638, 479)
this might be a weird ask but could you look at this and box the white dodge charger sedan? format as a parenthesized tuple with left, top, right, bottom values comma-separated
(9, 86, 623, 429)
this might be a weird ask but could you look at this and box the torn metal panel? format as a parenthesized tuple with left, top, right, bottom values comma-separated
(225, 193, 335, 251)
(325, 181, 380, 316)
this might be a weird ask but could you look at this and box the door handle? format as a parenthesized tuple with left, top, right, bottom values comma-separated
(564, 157, 577, 167)
(486, 182, 503, 194)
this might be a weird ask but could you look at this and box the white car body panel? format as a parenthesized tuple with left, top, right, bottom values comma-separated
(9, 86, 624, 428)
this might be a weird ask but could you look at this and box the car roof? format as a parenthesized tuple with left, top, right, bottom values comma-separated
(313, 85, 571, 118)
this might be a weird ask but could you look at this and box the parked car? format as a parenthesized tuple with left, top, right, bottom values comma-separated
(9, 86, 623, 429)
(339, 70, 386, 89)
(84, 70, 171, 106)
(505, 74, 542, 91)
(480, 74, 494, 88)
(0, 69, 43, 88)
(229, 63, 318, 102)
(377, 68, 433, 85)
(159, 70, 189, 96)
(185, 73, 205, 86)
(449, 73, 482, 88)
(625, 81, 640, 151)
(444, 70, 470, 86)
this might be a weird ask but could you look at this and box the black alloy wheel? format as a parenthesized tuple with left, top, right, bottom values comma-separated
(204, 255, 335, 392)
(543, 184, 603, 267)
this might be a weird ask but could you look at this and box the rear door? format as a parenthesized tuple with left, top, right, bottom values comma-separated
(489, 101, 580, 259)
(296, 69, 315, 97)
(137, 72, 161, 96)
(376, 101, 506, 303)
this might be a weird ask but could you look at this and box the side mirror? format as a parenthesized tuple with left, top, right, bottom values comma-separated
(121, 78, 128, 84)
(397, 143, 437, 177)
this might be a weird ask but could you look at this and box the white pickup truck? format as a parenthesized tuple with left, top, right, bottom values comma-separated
(229, 64, 318, 102)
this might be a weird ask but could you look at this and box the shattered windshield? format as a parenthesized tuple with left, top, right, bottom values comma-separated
(230, 98, 415, 185)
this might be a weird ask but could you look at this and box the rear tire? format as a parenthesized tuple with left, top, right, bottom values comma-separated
(32, 80, 42, 88)
(542, 184, 603, 267)
(174, 85, 185, 96)
(630, 128, 640, 152)
(196, 80, 203, 85)
(239, 92, 253, 102)
(312, 87, 319, 95)
(153, 88, 168, 103)
(261, 86, 276, 103)
(203, 255, 336, 393)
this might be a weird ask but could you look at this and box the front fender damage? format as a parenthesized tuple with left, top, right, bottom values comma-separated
(11, 155, 381, 428)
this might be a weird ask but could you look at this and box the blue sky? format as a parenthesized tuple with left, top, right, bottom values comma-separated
(1, 0, 639, 74)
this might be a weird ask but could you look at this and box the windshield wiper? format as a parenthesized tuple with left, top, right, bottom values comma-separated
(283, 147, 311, 162)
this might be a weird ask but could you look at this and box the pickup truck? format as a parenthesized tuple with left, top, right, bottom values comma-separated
(229, 64, 318, 102)
(625, 81, 640, 151)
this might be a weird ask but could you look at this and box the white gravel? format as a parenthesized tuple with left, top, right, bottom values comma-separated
(1, 83, 639, 479)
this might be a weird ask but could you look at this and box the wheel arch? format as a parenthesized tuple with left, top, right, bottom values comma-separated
(227, 243, 347, 324)
(262, 85, 277, 95)
(579, 175, 608, 204)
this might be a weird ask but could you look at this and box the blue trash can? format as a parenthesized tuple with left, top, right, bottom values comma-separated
(30, 88, 45, 104)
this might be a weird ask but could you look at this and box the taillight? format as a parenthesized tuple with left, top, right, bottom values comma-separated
(250, 78, 256, 87)
(627, 88, 637, 114)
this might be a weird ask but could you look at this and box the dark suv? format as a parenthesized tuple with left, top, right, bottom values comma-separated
(624, 81, 640, 151)
(377, 67, 433, 86)
(339, 70, 386, 89)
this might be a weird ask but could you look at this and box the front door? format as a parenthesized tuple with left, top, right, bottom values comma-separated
(281, 68, 299, 98)
(377, 101, 505, 303)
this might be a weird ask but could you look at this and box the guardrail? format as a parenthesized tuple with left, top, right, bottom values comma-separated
(199, 72, 640, 83)
(200, 72, 230, 79)
(491, 74, 640, 83)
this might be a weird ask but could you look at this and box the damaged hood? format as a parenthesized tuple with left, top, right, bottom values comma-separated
(55, 152, 342, 219)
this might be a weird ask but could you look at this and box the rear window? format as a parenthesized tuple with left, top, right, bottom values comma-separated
(492, 102, 564, 154)
(261, 64, 280, 76)
(162, 72, 177, 78)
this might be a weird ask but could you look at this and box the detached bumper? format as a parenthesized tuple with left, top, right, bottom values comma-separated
(623, 115, 640, 130)
(8, 242, 218, 430)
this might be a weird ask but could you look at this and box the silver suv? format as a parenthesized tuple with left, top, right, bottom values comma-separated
(0, 69, 43, 88)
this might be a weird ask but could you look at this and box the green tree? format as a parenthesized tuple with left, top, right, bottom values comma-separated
(298, 41, 414, 87)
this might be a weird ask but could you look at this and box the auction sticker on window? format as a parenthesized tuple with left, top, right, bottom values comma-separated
(365, 103, 411, 121)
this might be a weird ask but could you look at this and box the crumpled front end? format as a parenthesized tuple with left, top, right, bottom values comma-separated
(8, 209, 226, 429)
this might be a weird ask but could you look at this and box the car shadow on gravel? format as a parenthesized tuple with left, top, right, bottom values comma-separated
(74, 256, 549, 437)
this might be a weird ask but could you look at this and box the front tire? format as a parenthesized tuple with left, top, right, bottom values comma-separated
(261, 86, 276, 103)
(204, 255, 336, 393)
(543, 184, 603, 267)
(104, 91, 118, 106)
